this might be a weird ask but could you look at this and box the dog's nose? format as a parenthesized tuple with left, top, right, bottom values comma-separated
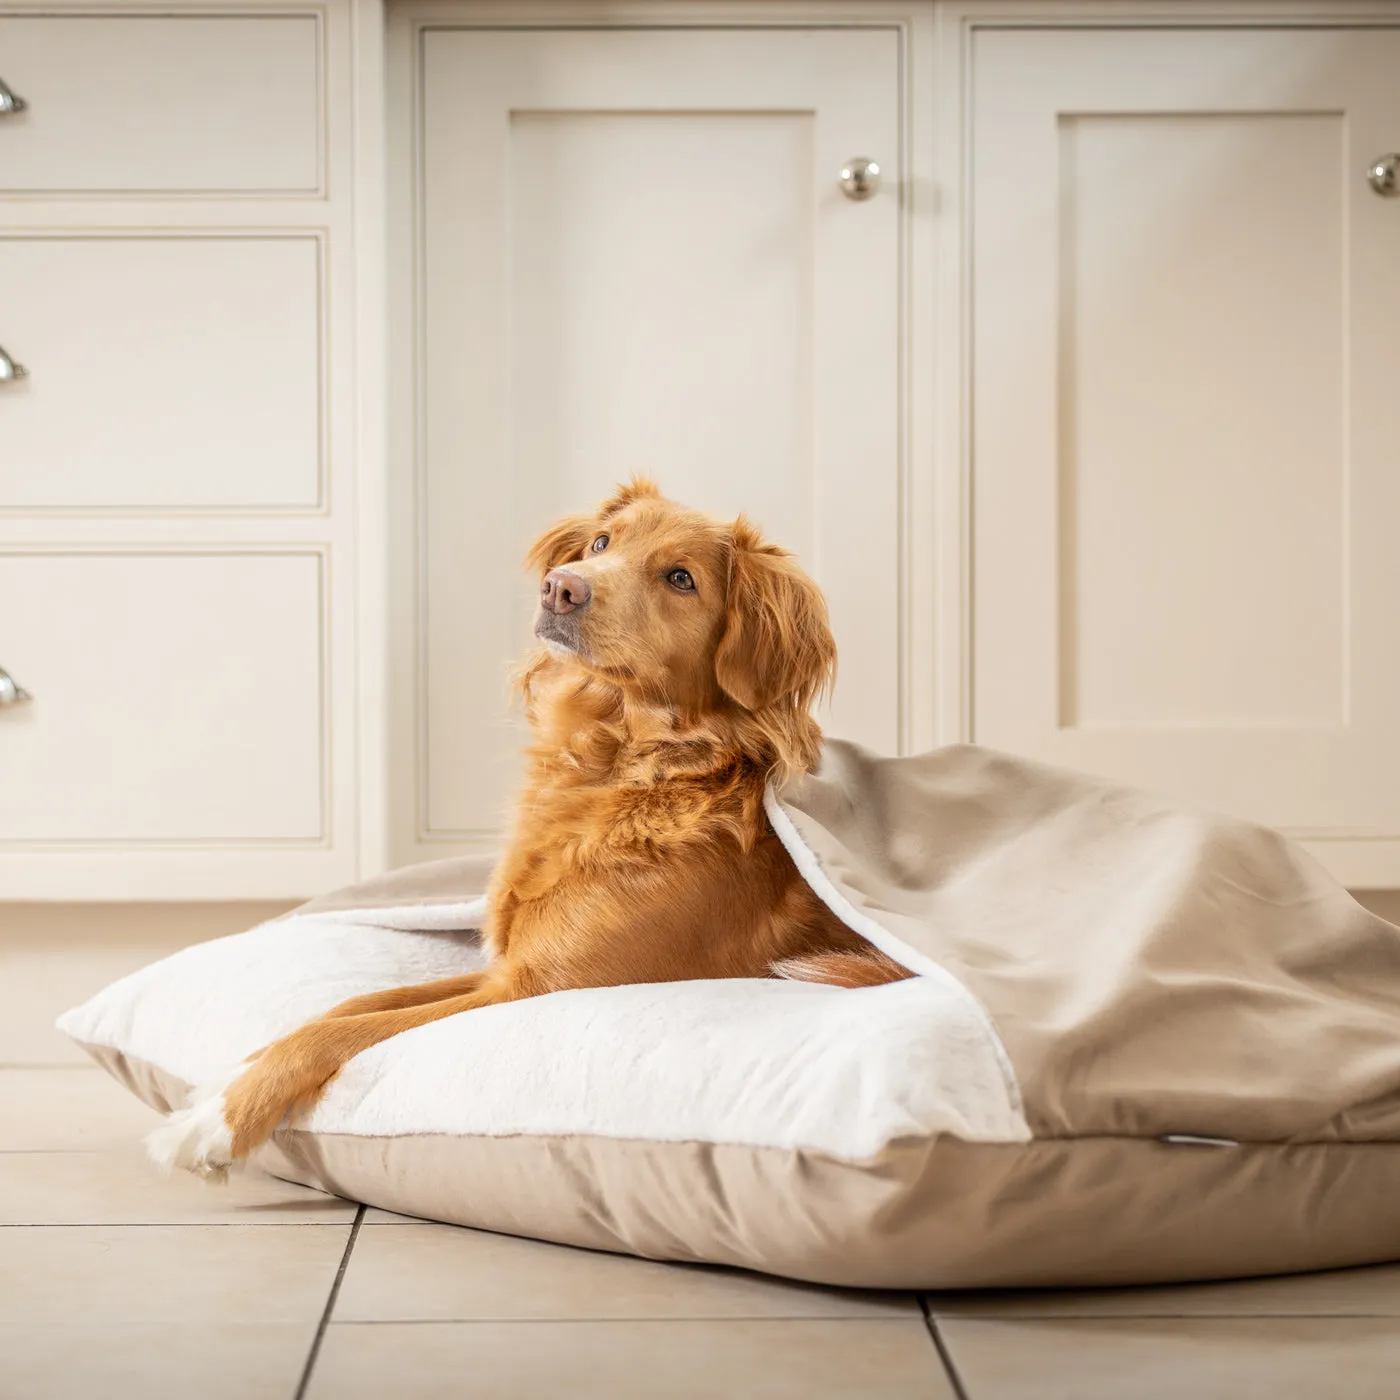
(541, 568, 591, 615)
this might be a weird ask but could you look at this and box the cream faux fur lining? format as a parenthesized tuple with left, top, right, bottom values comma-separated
(764, 783, 1025, 1122)
(57, 905, 1031, 1157)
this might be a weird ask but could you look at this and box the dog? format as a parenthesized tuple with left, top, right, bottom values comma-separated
(148, 478, 909, 1179)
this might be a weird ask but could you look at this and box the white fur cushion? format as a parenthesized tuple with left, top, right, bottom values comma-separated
(58, 903, 1023, 1157)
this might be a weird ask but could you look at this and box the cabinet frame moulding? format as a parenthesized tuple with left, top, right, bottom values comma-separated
(349, 0, 391, 877)
(0, 3, 330, 201)
(386, 0, 938, 866)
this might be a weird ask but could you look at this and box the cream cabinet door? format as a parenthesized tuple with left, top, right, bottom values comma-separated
(398, 25, 903, 863)
(969, 26, 1400, 883)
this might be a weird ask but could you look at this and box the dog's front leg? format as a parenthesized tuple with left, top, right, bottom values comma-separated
(146, 970, 512, 1179)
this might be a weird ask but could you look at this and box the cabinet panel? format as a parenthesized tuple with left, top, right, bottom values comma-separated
(1058, 112, 1345, 729)
(0, 237, 321, 511)
(509, 111, 816, 567)
(970, 27, 1400, 851)
(0, 15, 320, 194)
(411, 27, 902, 851)
(0, 551, 324, 843)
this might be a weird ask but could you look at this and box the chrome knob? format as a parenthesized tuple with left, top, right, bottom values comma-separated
(0, 667, 32, 706)
(0, 77, 26, 116)
(1369, 154, 1399, 197)
(0, 346, 27, 382)
(839, 157, 881, 202)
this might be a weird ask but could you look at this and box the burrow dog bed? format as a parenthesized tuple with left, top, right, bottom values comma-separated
(60, 742, 1400, 1290)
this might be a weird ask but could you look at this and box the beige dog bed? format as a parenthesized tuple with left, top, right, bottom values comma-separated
(60, 742, 1400, 1289)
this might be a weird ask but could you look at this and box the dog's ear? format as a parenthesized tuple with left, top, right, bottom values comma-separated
(524, 513, 593, 576)
(715, 517, 836, 715)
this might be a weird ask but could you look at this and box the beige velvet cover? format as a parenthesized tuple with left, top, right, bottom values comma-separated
(79, 743, 1400, 1287)
(775, 743, 1400, 1147)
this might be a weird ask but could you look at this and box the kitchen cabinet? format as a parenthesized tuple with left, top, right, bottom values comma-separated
(5, 0, 1397, 895)
(964, 19, 1400, 883)
(0, 0, 373, 898)
(388, 14, 922, 867)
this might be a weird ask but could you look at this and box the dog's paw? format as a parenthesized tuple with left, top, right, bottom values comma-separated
(145, 1085, 236, 1183)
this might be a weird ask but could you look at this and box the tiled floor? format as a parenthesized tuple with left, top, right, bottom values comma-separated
(5, 904, 1400, 1397)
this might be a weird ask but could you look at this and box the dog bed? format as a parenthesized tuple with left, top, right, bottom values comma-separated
(59, 741, 1400, 1289)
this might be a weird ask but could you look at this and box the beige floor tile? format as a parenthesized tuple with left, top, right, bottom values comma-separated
(0, 1146, 355, 1224)
(336, 1222, 915, 1322)
(0, 1066, 160, 1151)
(309, 1320, 952, 1400)
(938, 1317, 1400, 1400)
(0, 1322, 315, 1400)
(928, 1262, 1400, 1318)
(0, 902, 292, 1065)
(1, 1223, 351, 1324)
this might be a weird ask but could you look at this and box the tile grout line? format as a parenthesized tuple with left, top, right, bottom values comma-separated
(908, 1308, 1400, 1322)
(293, 1203, 365, 1400)
(319, 1316, 938, 1326)
(920, 1296, 972, 1400)
(0, 1220, 361, 1227)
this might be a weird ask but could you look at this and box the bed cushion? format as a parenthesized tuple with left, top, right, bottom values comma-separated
(58, 741, 1400, 1289)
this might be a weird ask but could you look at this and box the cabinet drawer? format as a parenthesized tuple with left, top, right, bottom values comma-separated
(0, 236, 321, 511)
(0, 551, 324, 844)
(0, 15, 320, 194)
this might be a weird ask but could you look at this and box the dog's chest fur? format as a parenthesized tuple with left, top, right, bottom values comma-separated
(480, 670, 804, 981)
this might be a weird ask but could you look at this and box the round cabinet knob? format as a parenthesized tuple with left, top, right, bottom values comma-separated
(0, 346, 28, 382)
(839, 157, 881, 202)
(1368, 154, 1399, 197)
(0, 77, 26, 116)
(0, 667, 32, 706)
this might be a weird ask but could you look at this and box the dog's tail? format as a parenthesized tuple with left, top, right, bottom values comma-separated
(771, 948, 913, 989)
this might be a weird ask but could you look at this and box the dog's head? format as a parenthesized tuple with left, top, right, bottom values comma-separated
(526, 477, 835, 768)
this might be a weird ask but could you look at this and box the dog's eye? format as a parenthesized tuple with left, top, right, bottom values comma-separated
(591, 534, 609, 553)
(667, 568, 695, 592)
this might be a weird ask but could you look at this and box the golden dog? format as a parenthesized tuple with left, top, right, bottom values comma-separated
(150, 478, 907, 1178)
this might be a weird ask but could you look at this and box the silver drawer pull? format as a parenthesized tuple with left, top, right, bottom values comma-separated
(839, 157, 881, 201)
(0, 77, 26, 116)
(0, 346, 27, 382)
(1370, 154, 1399, 197)
(0, 667, 32, 706)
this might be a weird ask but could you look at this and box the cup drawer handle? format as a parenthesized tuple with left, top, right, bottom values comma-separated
(0, 667, 32, 706)
(0, 346, 28, 382)
(0, 77, 27, 116)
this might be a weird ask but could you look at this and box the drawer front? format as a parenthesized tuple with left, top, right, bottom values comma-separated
(0, 236, 322, 511)
(0, 551, 325, 844)
(0, 15, 320, 194)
